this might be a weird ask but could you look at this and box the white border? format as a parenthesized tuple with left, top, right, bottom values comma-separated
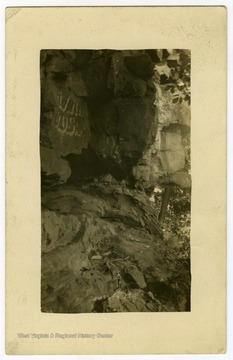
(1, 1, 232, 360)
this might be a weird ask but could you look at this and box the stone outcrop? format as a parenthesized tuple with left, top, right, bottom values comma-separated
(40, 49, 158, 185)
(40, 50, 191, 313)
(41, 182, 190, 313)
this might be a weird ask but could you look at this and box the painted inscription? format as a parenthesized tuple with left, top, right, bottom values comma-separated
(54, 91, 88, 136)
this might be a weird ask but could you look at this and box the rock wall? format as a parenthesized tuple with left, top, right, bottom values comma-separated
(41, 181, 190, 313)
(40, 50, 157, 186)
(40, 50, 191, 313)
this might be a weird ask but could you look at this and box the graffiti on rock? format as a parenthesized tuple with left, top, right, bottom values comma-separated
(54, 91, 88, 136)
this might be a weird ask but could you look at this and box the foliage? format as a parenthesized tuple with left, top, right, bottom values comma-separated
(153, 185, 191, 258)
(153, 48, 191, 251)
(152, 185, 191, 310)
(154, 49, 191, 105)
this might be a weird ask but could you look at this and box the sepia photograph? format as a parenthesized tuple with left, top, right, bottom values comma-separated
(40, 49, 191, 313)
(5, 6, 227, 355)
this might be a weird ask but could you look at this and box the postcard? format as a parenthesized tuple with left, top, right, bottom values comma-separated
(5, 6, 226, 355)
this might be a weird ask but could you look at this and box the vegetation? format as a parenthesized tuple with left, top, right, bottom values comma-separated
(154, 49, 191, 105)
(153, 49, 191, 278)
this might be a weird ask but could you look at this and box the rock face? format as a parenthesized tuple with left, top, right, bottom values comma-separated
(40, 50, 191, 313)
(132, 83, 191, 187)
(40, 50, 157, 185)
(41, 182, 190, 313)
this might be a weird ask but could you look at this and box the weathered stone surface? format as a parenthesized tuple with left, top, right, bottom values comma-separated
(90, 133, 118, 161)
(109, 53, 148, 97)
(40, 50, 191, 313)
(40, 70, 91, 158)
(132, 126, 188, 184)
(48, 88, 91, 156)
(41, 210, 81, 253)
(67, 71, 88, 97)
(148, 154, 164, 184)
(45, 53, 73, 73)
(107, 289, 160, 312)
(42, 183, 187, 312)
(177, 102, 191, 127)
(63, 50, 92, 68)
(159, 150, 185, 174)
(87, 96, 157, 171)
(64, 150, 129, 185)
(155, 84, 191, 128)
(81, 56, 112, 105)
(116, 98, 156, 157)
(41, 146, 71, 184)
(40, 50, 159, 181)
(159, 131, 183, 151)
(158, 131, 186, 174)
(122, 50, 146, 57)
(171, 171, 192, 188)
(117, 97, 155, 140)
(125, 54, 155, 79)
(124, 264, 147, 289)
(41, 182, 190, 313)
(90, 101, 119, 138)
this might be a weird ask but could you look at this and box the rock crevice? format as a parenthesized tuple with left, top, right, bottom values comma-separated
(40, 49, 191, 313)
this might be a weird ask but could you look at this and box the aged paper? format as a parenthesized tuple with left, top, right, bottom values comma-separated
(6, 7, 226, 355)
